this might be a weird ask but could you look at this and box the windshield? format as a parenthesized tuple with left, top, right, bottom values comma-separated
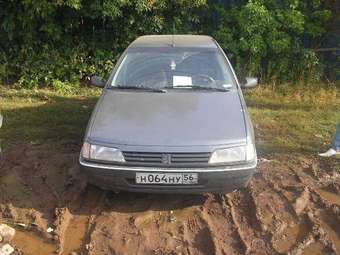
(110, 47, 235, 90)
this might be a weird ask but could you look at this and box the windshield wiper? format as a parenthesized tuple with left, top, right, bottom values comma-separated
(109, 85, 167, 93)
(164, 85, 230, 92)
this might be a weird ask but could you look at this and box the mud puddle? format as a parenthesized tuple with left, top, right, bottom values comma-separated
(317, 188, 340, 206)
(302, 241, 325, 255)
(60, 186, 105, 255)
(61, 215, 89, 255)
(273, 216, 312, 253)
(317, 210, 340, 253)
(12, 228, 57, 255)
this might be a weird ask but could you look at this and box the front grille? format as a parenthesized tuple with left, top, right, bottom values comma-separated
(122, 151, 211, 166)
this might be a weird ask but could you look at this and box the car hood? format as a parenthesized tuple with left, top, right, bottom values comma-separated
(88, 90, 246, 149)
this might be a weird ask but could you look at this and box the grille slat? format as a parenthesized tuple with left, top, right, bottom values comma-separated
(170, 153, 210, 157)
(124, 158, 163, 162)
(122, 151, 211, 166)
(124, 156, 162, 160)
(171, 158, 208, 162)
(123, 153, 162, 157)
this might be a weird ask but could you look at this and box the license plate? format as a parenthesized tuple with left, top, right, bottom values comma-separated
(135, 173, 198, 185)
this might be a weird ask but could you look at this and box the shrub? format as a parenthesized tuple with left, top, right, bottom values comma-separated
(0, 0, 335, 88)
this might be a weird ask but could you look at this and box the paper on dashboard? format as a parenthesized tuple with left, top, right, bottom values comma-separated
(173, 76, 192, 86)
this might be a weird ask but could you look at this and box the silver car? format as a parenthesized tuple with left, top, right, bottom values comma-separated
(79, 35, 258, 194)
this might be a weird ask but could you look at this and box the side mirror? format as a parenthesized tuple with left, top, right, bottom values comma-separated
(90, 76, 106, 88)
(241, 77, 258, 89)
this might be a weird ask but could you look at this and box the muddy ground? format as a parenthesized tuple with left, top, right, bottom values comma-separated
(0, 144, 339, 255)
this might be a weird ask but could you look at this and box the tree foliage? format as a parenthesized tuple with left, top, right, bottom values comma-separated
(0, 0, 335, 88)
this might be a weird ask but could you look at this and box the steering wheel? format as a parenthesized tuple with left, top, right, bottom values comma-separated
(192, 74, 215, 84)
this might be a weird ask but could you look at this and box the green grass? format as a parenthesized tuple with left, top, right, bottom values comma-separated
(245, 84, 339, 154)
(0, 84, 339, 154)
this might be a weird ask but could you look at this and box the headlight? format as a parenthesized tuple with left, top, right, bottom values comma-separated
(81, 142, 125, 162)
(209, 143, 256, 164)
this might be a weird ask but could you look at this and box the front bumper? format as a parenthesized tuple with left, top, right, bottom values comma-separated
(79, 157, 256, 194)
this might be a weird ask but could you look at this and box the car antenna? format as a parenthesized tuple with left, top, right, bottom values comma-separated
(171, 23, 175, 47)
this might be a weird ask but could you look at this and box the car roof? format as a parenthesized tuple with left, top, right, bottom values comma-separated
(129, 35, 217, 49)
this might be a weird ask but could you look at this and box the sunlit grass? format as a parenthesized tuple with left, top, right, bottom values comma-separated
(245, 84, 339, 154)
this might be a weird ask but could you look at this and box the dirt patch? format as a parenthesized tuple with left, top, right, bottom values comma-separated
(12, 228, 57, 255)
(272, 215, 312, 253)
(317, 187, 340, 206)
(302, 241, 326, 255)
(0, 144, 339, 254)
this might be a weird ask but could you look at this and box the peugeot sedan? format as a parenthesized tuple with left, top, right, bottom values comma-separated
(79, 35, 258, 194)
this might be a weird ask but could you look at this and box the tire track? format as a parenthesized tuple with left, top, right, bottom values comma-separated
(57, 185, 106, 255)
(182, 213, 216, 255)
(227, 187, 278, 255)
(257, 156, 339, 255)
(201, 194, 247, 255)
